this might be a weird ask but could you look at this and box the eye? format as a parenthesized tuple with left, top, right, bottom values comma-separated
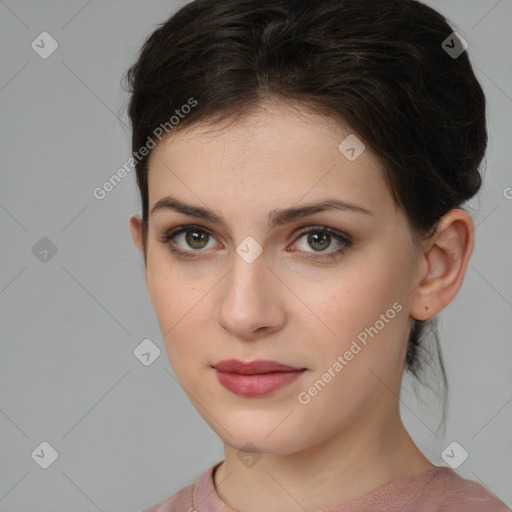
(158, 224, 220, 258)
(290, 227, 352, 261)
(158, 224, 352, 261)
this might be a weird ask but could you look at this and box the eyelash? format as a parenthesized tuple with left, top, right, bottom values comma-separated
(158, 224, 353, 261)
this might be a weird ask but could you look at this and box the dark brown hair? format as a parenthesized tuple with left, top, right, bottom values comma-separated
(123, 0, 487, 415)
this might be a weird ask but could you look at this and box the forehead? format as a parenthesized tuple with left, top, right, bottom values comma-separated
(146, 101, 394, 221)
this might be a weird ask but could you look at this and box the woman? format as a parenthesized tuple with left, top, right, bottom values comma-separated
(125, 0, 511, 510)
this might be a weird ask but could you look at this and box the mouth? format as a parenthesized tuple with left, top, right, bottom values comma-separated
(212, 359, 307, 397)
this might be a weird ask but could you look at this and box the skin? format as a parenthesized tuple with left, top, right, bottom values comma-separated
(130, 99, 474, 512)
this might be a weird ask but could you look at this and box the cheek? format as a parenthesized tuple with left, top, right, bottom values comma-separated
(146, 262, 194, 350)
(296, 286, 407, 431)
(145, 259, 216, 384)
(146, 247, 197, 324)
(299, 257, 408, 385)
(309, 266, 402, 339)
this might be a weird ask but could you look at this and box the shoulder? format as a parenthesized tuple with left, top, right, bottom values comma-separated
(140, 461, 221, 512)
(140, 480, 195, 512)
(418, 466, 511, 511)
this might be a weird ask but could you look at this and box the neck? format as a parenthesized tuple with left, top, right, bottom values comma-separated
(213, 404, 433, 512)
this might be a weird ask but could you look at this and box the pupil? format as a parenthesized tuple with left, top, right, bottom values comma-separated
(186, 231, 207, 249)
(309, 232, 330, 251)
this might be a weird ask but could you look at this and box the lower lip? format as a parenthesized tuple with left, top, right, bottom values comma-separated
(214, 369, 306, 397)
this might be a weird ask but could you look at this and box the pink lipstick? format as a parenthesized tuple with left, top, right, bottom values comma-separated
(213, 359, 306, 397)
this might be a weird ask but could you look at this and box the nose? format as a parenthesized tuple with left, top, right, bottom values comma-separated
(215, 252, 287, 341)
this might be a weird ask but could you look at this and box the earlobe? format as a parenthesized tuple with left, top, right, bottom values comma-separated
(410, 209, 474, 321)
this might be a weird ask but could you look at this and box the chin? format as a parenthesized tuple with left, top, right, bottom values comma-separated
(212, 420, 313, 456)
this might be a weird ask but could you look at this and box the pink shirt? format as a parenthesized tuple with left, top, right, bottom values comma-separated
(142, 461, 511, 512)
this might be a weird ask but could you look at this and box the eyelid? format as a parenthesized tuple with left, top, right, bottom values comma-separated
(294, 225, 351, 242)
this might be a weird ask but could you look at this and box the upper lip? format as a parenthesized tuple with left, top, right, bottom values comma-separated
(213, 359, 305, 375)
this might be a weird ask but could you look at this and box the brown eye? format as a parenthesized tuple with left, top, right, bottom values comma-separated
(307, 231, 332, 251)
(158, 225, 219, 258)
(185, 230, 210, 249)
(290, 227, 352, 261)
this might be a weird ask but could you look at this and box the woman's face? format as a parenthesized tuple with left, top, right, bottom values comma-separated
(130, 101, 422, 455)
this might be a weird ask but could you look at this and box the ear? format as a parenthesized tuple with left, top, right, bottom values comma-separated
(129, 214, 147, 267)
(409, 209, 474, 321)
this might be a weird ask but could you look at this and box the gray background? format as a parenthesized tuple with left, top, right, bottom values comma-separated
(1, 1, 511, 511)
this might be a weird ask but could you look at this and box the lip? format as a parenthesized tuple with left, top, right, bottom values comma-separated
(212, 359, 307, 397)
(213, 359, 304, 374)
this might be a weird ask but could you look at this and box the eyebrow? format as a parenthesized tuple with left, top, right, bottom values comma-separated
(150, 196, 373, 228)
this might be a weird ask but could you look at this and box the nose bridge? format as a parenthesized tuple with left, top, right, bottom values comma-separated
(216, 248, 284, 338)
(224, 250, 271, 312)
